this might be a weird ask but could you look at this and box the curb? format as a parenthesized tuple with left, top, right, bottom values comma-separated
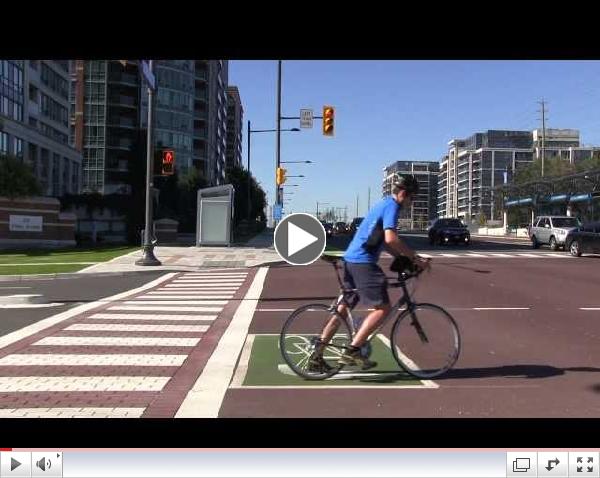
(0, 270, 163, 282)
(0, 258, 284, 281)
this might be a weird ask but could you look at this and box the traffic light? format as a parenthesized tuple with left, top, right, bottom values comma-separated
(161, 149, 175, 176)
(323, 105, 334, 136)
(276, 167, 287, 186)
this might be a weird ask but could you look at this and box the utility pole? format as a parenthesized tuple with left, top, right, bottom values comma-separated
(538, 99, 548, 177)
(368, 187, 371, 210)
(275, 60, 282, 222)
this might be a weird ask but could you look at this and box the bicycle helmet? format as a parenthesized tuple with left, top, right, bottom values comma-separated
(391, 173, 419, 195)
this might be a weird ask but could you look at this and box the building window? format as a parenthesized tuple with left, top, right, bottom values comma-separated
(41, 93, 68, 126)
(41, 63, 69, 99)
(29, 84, 38, 103)
(13, 137, 23, 159)
(0, 61, 24, 122)
(0, 131, 8, 154)
(28, 143, 38, 169)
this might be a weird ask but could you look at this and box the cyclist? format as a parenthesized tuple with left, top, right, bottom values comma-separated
(310, 173, 430, 372)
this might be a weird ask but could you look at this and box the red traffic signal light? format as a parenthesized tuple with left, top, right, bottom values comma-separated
(161, 150, 175, 175)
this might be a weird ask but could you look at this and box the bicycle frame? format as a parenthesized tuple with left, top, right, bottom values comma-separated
(327, 262, 421, 347)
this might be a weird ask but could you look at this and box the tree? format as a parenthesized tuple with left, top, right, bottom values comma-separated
(0, 154, 42, 198)
(225, 165, 267, 228)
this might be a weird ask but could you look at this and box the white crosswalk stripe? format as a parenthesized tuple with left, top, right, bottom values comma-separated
(181, 274, 247, 278)
(65, 324, 209, 333)
(412, 252, 573, 259)
(123, 300, 227, 306)
(139, 295, 233, 300)
(33, 336, 201, 347)
(0, 354, 189, 366)
(172, 279, 244, 284)
(88, 313, 217, 321)
(0, 376, 170, 392)
(108, 305, 223, 312)
(163, 285, 239, 289)
(0, 407, 146, 418)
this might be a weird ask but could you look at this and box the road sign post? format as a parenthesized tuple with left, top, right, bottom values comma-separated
(136, 59, 161, 266)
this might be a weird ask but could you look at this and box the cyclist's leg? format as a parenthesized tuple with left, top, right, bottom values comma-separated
(318, 302, 349, 348)
(316, 262, 356, 351)
(351, 305, 390, 347)
(346, 262, 390, 348)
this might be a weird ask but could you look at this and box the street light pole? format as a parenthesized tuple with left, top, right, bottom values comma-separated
(275, 60, 282, 217)
(136, 60, 160, 266)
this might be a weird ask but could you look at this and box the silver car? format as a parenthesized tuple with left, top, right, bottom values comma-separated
(529, 215, 582, 250)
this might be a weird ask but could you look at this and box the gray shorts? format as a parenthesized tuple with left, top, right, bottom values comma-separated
(342, 261, 390, 308)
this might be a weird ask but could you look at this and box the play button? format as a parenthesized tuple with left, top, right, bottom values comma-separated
(11, 459, 21, 472)
(274, 213, 327, 265)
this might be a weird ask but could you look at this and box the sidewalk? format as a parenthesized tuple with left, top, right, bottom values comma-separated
(78, 229, 279, 274)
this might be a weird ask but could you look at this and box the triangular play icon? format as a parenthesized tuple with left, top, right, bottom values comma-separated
(288, 222, 318, 256)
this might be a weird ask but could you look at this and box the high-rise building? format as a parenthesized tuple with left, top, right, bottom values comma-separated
(226, 86, 243, 170)
(438, 130, 534, 222)
(70, 60, 142, 195)
(383, 161, 439, 230)
(142, 60, 194, 174)
(532, 128, 600, 164)
(193, 60, 228, 186)
(1, 60, 82, 197)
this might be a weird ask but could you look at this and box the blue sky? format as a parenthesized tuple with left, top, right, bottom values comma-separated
(228, 60, 600, 218)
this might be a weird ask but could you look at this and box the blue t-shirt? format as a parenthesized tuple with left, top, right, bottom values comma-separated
(343, 196, 401, 264)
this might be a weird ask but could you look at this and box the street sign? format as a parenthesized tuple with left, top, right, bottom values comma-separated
(300, 109, 313, 129)
(141, 60, 155, 90)
(273, 204, 283, 221)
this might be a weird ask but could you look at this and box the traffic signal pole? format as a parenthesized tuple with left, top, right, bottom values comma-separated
(275, 61, 282, 224)
(136, 60, 161, 266)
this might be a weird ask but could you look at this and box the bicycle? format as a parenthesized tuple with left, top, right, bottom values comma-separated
(279, 255, 461, 380)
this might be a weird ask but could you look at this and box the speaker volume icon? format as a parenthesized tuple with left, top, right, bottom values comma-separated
(36, 458, 51, 472)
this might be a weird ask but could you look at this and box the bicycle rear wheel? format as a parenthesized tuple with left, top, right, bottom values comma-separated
(391, 303, 460, 379)
(279, 303, 351, 380)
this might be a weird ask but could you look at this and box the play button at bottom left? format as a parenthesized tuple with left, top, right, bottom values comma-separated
(1, 453, 31, 477)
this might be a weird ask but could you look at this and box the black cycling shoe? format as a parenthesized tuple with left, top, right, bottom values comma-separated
(338, 346, 378, 370)
(307, 354, 335, 374)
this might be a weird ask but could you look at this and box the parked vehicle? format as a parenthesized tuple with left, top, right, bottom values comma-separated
(334, 222, 348, 234)
(321, 221, 334, 237)
(428, 218, 470, 246)
(349, 217, 364, 234)
(565, 222, 600, 257)
(529, 216, 582, 251)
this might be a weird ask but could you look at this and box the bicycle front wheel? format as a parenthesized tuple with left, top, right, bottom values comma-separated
(279, 303, 351, 380)
(391, 303, 461, 379)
